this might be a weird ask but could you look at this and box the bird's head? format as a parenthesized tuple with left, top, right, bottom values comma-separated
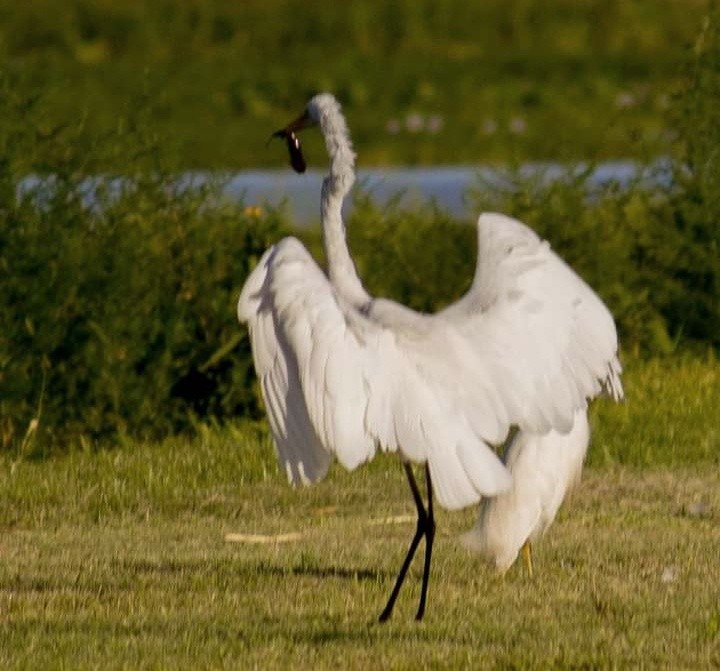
(271, 93, 341, 174)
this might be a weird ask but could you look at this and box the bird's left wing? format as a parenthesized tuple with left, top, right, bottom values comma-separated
(437, 212, 623, 436)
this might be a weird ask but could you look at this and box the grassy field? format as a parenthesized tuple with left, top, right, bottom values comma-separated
(2, 358, 719, 668)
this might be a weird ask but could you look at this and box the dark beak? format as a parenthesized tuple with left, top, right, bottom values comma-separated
(277, 109, 313, 136)
(269, 110, 312, 174)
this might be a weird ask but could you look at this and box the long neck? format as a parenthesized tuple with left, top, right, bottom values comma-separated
(319, 108, 370, 307)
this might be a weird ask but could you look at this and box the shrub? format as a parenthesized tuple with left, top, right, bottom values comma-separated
(0, 174, 286, 451)
(0, 78, 286, 452)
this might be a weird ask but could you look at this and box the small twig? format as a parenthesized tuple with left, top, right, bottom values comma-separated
(224, 532, 304, 544)
(367, 515, 416, 526)
(224, 514, 415, 545)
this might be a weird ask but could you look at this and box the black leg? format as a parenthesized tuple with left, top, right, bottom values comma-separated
(378, 462, 435, 622)
(415, 463, 435, 620)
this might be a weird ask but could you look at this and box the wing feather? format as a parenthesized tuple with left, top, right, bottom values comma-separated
(435, 212, 623, 437)
(238, 243, 331, 485)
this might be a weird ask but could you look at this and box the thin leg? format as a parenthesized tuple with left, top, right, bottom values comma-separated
(378, 463, 434, 623)
(415, 463, 435, 621)
(521, 540, 534, 578)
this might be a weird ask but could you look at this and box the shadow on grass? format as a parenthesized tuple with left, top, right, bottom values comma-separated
(250, 560, 390, 582)
(108, 556, 391, 582)
(7, 613, 471, 651)
(272, 615, 477, 646)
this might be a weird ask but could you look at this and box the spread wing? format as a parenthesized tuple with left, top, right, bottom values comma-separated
(237, 243, 331, 486)
(436, 212, 623, 434)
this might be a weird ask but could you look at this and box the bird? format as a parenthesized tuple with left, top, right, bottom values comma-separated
(237, 92, 623, 622)
(461, 408, 590, 576)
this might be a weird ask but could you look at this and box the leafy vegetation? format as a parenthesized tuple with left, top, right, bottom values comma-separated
(1, 3, 719, 448)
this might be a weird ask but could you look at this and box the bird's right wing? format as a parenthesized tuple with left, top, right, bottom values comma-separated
(238, 242, 332, 486)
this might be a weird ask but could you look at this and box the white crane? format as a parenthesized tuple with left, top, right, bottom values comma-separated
(237, 93, 623, 621)
(462, 408, 590, 576)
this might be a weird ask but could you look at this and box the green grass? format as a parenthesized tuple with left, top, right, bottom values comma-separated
(589, 356, 720, 467)
(2, 359, 719, 668)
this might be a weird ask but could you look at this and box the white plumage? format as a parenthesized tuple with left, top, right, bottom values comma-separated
(237, 212, 622, 509)
(237, 93, 623, 620)
(462, 409, 590, 574)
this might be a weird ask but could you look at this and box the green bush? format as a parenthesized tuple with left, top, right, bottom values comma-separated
(2, 8, 719, 451)
(0, 79, 286, 451)
(1, 173, 285, 451)
(346, 194, 476, 313)
(670, 8, 720, 349)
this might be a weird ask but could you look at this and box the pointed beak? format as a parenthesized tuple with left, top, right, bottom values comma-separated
(273, 109, 312, 138)
(269, 109, 311, 174)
